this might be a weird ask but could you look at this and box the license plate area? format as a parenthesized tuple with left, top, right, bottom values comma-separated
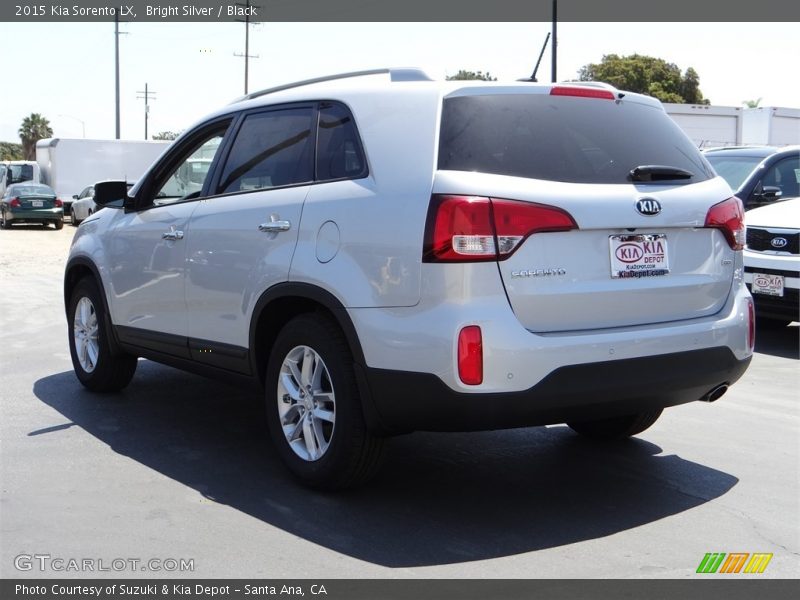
(752, 273, 784, 297)
(610, 234, 669, 279)
(31, 200, 43, 207)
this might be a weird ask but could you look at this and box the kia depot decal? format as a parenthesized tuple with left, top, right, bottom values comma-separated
(609, 233, 670, 279)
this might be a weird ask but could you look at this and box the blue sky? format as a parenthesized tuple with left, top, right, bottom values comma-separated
(3, 22, 798, 142)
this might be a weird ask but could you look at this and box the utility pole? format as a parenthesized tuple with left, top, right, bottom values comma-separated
(233, 0, 260, 94)
(136, 84, 157, 140)
(551, 0, 558, 83)
(114, 12, 128, 139)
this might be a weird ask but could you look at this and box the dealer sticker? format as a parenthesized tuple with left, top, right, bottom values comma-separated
(610, 234, 670, 279)
(752, 273, 784, 297)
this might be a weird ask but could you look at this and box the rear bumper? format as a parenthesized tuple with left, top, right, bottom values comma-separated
(364, 348, 751, 433)
(7, 208, 63, 221)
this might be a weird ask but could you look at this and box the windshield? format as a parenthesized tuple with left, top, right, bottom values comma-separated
(438, 94, 713, 184)
(8, 164, 35, 184)
(705, 155, 765, 190)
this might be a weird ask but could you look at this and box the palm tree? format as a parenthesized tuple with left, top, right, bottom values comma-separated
(18, 113, 53, 160)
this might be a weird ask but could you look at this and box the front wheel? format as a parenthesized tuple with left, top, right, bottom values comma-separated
(567, 409, 663, 440)
(265, 314, 384, 490)
(71, 209, 80, 226)
(67, 277, 138, 392)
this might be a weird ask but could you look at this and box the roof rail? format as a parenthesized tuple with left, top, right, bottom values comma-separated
(235, 68, 433, 103)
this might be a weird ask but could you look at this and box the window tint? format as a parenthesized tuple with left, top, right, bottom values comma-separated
(155, 133, 225, 204)
(438, 94, 713, 184)
(761, 156, 800, 199)
(316, 103, 367, 181)
(218, 108, 314, 195)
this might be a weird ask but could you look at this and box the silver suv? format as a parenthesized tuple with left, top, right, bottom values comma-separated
(64, 69, 753, 489)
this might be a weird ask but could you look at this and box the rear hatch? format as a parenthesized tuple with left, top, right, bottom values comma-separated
(13, 184, 58, 210)
(432, 86, 740, 332)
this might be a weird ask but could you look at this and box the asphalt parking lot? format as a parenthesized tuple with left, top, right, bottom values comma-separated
(0, 223, 798, 579)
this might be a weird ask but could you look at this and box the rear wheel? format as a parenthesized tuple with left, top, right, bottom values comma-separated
(0, 210, 11, 229)
(265, 313, 384, 489)
(568, 409, 663, 440)
(54, 218, 64, 230)
(68, 277, 138, 392)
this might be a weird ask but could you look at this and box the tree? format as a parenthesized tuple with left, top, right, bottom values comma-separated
(742, 98, 762, 108)
(578, 54, 709, 104)
(446, 70, 497, 81)
(152, 131, 180, 141)
(0, 142, 23, 161)
(18, 113, 53, 160)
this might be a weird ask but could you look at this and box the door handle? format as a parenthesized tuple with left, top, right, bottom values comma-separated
(259, 215, 291, 233)
(162, 226, 184, 241)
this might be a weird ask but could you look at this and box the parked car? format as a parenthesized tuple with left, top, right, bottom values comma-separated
(744, 197, 800, 326)
(70, 185, 95, 225)
(705, 146, 800, 210)
(64, 69, 753, 489)
(1, 183, 64, 229)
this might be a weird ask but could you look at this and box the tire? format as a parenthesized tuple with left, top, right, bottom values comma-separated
(567, 409, 663, 440)
(54, 218, 64, 230)
(0, 210, 11, 229)
(71, 209, 80, 226)
(265, 313, 384, 490)
(67, 277, 138, 392)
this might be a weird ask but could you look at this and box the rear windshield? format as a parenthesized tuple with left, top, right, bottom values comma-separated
(438, 94, 713, 184)
(704, 154, 764, 190)
(12, 184, 53, 196)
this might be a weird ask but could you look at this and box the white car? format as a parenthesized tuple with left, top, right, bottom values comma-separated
(64, 69, 753, 489)
(744, 197, 800, 326)
(70, 185, 95, 225)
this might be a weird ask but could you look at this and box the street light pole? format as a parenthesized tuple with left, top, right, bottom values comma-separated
(115, 13, 120, 138)
(58, 114, 86, 138)
(136, 84, 157, 140)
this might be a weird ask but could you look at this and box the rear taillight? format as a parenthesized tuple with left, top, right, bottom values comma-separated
(747, 298, 755, 352)
(457, 326, 483, 385)
(550, 86, 615, 100)
(9, 198, 21, 207)
(423, 195, 577, 262)
(55, 198, 63, 208)
(704, 196, 745, 250)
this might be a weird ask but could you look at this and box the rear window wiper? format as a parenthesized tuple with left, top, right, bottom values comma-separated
(629, 165, 694, 182)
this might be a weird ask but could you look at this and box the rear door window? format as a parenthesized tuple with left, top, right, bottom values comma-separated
(217, 107, 315, 195)
(438, 94, 713, 184)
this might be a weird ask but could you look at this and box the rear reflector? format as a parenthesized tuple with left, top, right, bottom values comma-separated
(423, 195, 577, 262)
(704, 196, 745, 251)
(550, 86, 616, 100)
(747, 298, 755, 352)
(457, 326, 483, 385)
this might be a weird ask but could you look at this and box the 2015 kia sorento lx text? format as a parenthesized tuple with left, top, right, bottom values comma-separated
(64, 69, 753, 489)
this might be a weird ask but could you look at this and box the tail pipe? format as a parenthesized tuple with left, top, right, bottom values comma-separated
(701, 384, 729, 403)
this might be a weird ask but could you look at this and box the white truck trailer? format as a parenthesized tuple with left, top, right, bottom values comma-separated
(664, 104, 800, 148)
(35, 138, 171, 217)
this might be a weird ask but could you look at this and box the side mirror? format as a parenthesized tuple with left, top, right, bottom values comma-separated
(72, 194, 79, 200)
(761, 185, 782, 199)
(93, 180, 129, 207)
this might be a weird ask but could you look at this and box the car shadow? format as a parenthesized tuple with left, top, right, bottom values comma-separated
(754, 323, 799, 359)
(33, 362, 738, 568)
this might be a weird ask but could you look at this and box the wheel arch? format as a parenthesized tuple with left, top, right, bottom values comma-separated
(64, 257, 124, 356)
(249, 282, 388, 434)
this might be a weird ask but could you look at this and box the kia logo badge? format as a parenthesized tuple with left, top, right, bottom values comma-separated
(771, 237, 788, 248)
(635, 198, 662, 216)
